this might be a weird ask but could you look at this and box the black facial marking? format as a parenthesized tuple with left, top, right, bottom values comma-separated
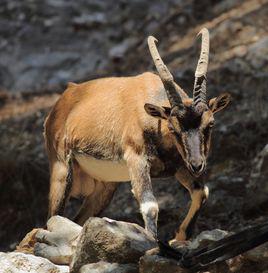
(174, 106, 202, 131)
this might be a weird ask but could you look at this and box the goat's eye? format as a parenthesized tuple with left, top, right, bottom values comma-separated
(208, 121, 215, 128)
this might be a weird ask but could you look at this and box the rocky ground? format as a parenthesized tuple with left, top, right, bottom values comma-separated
(3, 216, 268, 273)
(0, 0, 268, 254)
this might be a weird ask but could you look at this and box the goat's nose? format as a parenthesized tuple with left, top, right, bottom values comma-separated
(191, 163, 203, 173)
(189, 160, 204, 174)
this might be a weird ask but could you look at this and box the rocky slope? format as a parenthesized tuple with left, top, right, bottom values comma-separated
(0, 0, 267, 252)
(4, 216, 268, 273)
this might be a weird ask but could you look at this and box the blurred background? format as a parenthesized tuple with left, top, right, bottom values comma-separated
(0, 0, 267, 251)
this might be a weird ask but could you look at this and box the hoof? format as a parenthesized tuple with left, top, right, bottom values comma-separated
(168, 238, 190, 249)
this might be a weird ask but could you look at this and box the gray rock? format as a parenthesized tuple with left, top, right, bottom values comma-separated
(169, 229, 229, 250)
(248, 143, 268, 187)
(244, 144, 268, 216)
(70, 217, 156, 273)
(79, 261, 138, 273)
(139, 254, 185, 273)
(188, 229, 229, 249)
(72, 13, 107, 28)
(34, 216, 82, 265)
(247, 37, 268, 70)
(109, 38, 138, 60)
(0, 252, 69, 273)
(144, 229, 229, 273)
(244, 242, 268, 265)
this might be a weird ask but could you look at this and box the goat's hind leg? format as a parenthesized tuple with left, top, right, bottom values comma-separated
(48, 157, 73, 219)
(74, 180, 117, 225)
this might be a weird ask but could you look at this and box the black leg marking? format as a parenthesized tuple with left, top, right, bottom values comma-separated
(56, 155, 73, 216)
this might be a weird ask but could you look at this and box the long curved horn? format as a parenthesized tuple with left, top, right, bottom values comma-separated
(148, 36, 185, 108)
(193, 28, 210, 112)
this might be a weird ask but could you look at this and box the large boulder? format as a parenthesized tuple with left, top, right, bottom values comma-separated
(70, 217, 156, 273)
(0, 252, 69, 273)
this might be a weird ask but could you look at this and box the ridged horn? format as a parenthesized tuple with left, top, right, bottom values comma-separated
(148, 36, 184, 108)
(193, 28, 210, 112)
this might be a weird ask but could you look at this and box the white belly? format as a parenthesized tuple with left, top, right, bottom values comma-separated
(75, 154, 130, 182)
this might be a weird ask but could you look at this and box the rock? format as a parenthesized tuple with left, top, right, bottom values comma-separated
(70, 217, 156, 273)
(141, 229, 229, 273)
(244, 144, 268, 217)
(248, 143, 268, 187)
(168, 229, 228, 251)
(187, 229, 229, 249)
(34, 216, 82, 265)
(140, 253, 233, 273)
(246, 37, 268, 70)
(0, 252, 69, 273)
(72, 13, 107, 28)
(139, 254, 185, 273)
(16, 228, 40, 254)
(243, 242, 268, 266)
(109, 38, 138, 60)
(155, 228, 268, 273)
(79, 261, 138, 273)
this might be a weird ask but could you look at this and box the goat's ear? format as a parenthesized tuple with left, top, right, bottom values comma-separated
(208, 93, 231, 114)
(144, 103, 170, 119)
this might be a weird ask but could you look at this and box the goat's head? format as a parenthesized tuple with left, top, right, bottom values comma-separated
(145, 28, 231, 177)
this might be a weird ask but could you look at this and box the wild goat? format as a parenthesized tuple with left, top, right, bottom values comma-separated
(44, 28, 230, 241)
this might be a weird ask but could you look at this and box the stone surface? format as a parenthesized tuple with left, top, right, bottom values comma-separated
(0, 252, 69, 273)
(5, 222, 268, 273)
(139, 254, 185, 273)
(70, 217, 156, 273)
(34, 216, 82, 265)
(79, 261, 138, 273)
(244, 242, 268, 265)
(188, 229, 229, 249)
(141, 229, 268, 273)
(244, 143, 268, 217)
(16, 228, 40, 254)
(0, 0, 179, 93)
(248, 143, 268, 187)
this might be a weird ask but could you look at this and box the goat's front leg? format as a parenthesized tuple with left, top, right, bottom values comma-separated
(174, 168, 209, 241)
(125, 149, 158, 238)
